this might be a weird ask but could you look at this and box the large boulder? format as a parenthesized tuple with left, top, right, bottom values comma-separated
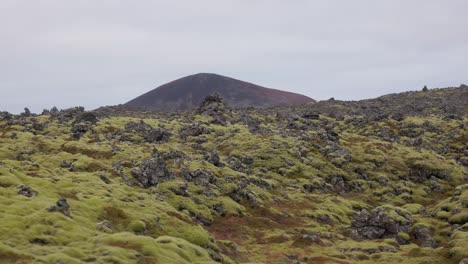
(71, 123, 91, 139)
(182, 168, 217, 186)
(410, 224, 437, 248)
(351, 206, 414, 241)
(197, 93, 231, 125)
(74, 112, 99, 125)
(124, 121, 171, 143)
(131, 151, 174, 188)
(48, 196, 72, 218)
(179, 123, 211, 140)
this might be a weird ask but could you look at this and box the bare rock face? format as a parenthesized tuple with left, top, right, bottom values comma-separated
(131, 151, 174, 188)
(351, 206, 414, 241)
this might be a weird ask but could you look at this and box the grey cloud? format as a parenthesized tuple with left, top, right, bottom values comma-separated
(1, 0, 467, 113)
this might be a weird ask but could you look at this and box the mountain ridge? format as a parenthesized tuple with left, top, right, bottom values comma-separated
(125, 73, 315, 111)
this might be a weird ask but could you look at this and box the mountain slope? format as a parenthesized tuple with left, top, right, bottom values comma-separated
(125, 73, 315, 111)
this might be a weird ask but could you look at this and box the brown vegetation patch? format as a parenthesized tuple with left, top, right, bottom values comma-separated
(208, 216, 250, 243)
(137, 256, 161, 264)
(61, 144, 113, 159)
(107, 240, 143, 251)
(0, 251, 32, 264)
(99, 206, 129, 229)
(306, 256, 350, 264)
(255, 234, 290, 244)
(165, 211, 195, 225)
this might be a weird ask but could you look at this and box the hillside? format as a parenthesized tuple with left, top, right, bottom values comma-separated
(0, 86, 467, 264)
(125, 73, 315, 111)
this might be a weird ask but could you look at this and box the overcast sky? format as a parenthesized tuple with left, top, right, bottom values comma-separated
(1, 1, 467, 113)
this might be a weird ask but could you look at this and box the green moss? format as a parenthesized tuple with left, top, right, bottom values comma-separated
(128, 220, 146, 233)
(448, 211, 468, 225)
(0, 105, 466, 264)
(397, 232, 410, 241)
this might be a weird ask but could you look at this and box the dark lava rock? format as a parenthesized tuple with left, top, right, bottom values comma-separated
(226, 155, 253, 174)
(71, 123, 90, 139)
(125, 120, 152, 133)
(303, 181, 331, 193)
(74, 112, 99, 125)
(131, 153, 174, 188)
(325, 175, 349, 193)
(302, 111, 320, 120)
(124, 121, 171, 143)
(228, 178, 258, 207)
(237, 113, 272, 135)
(0, 111, 13, 120)
(17, 185, 37, 197)
(99, 174, 111, 184)
(144, 127, 171, 143)
(249, 177, 274, 190)
(48, 196, 72, 217)
(22, 107, 32, 117)
(213, 202, 226, 216)
(410, 224, 437, 248)
(194, 136, 208, 144)
(60, 160, 75, 171)
(407, 164, 450, 183)
(179, 123, 211, 140)
(377, 176, 389, 186)
(162, 150, 187, 163)
(30, 238, 49, 245)
(198, 93, 226, 112)
(55, 107, 85, 123)
(182, 168, 217, 186)
(208, 150, 223, 167)
(197, 93, 231, 125)
(317, 214, 331, 224)
(31, 121, 46, 131)
(351, 206, 414, 241)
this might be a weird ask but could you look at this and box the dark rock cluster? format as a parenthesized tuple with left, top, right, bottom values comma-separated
(131, 151, 174, 188)
(123, 120, 171, 143)
(351, 206, 414, 241)
(197, 93, 231, 125)
(48, 196, 72, 218)
(182, 168, 217, 186)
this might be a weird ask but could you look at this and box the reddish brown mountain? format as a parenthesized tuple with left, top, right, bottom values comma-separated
(125, 73, 314, 111)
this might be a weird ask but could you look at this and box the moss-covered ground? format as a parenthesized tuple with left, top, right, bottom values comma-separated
(0, 88, 467, 263)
